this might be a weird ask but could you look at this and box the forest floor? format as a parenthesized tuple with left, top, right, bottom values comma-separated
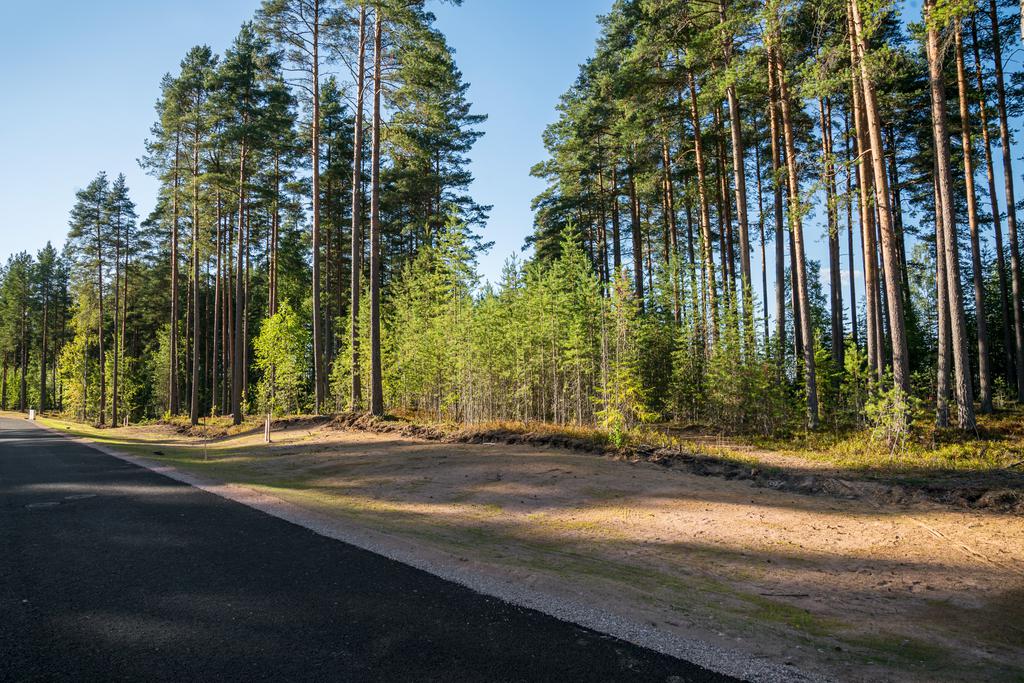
(22, 411, 1024, 682)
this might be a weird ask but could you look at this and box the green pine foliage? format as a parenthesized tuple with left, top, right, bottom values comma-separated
(254, 301, 310, 416)
(4, 0, 1024, 453)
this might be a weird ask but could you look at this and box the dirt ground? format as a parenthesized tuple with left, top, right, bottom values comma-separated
(34, 416, 1024, 681)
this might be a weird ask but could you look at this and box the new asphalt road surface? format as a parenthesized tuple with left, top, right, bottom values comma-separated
(0, 415, 735, 682)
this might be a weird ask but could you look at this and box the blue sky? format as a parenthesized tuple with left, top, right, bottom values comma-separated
(0, 0, 611, 284)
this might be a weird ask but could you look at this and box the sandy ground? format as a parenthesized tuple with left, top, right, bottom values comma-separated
(31, 416, 1024, 682)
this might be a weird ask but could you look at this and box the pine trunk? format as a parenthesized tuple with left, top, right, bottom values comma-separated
(954, 21, 992, 413)
(190, 136, 201, 425)
(169, 136, 180, 415)
(212, 193, 221, 416)
(369, 9, 384, 416)
(927, 4, 976, 430)
(687, 69, 718, 343)
(850, 0, 911, 393)
(820, 97, 844, 369)
(971, 17, 1016, 386)
(935, 173, 951, 428)
(350, 3, 367, 411)
(848, 8, 882, 381)
(96, 200, 106, 426)
(232, 143, 247, 426)
(311, 1, 325, 413)
(988, 0, 1024, 399)
(628, 170, 644, 309)
(843, 107, 859, 348)
(767, 51, 786, 370)
(773, 37, 819, 428)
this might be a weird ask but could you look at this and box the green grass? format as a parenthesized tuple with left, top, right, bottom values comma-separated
(747, 406, 1024, 476)
(844, 632, 955, 670)
(741, 594, 840, 637)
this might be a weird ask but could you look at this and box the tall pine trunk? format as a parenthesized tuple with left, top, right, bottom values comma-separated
(169, 135, 180, 415)
(232, 142, 247, 426)
(820, 97, 844, 370)
(19, 302, 28, 411)
(954, 20, 992, 413)
(611, 164, 622, 274)
(848, 8, 882, 381)
(212, 193, 221, 416)
(754, 134, 770, 347)
(927, 3, 976, 430)
(39, 292, 48, 412)
(687, 68, 717, 343)
(96, 199, 106, 426)
(843, 107, 859, 349)
(935, 172, 951, 428)
(311, 0, 325, 413)
(720, 0, 753, 345)
(850, 0, 911, 393)
(971, 17, 1016, 386)
(369, 8, 384, 416)
(773, 35, 819, 428)
(628, 169, 644, 309)
(767, 51, 786, 371)
(112, 207, 121, 427)
(350, 3, 367, 411)
(190, 136, 201, 425)
(988, 0, 1024, 399)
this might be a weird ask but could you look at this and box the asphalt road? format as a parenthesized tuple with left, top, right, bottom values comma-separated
(0, 416, 735, 682)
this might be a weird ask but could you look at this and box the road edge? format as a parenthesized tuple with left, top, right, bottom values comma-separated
(29, 418, 819, 683)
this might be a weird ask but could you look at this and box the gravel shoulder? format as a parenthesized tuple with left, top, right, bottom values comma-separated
(33, 413, 1024, 683)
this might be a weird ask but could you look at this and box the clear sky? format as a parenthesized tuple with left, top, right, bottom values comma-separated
(0, 0, 611, 284)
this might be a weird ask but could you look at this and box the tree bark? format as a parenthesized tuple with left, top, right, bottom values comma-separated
(773, 35, 819, 428)
(369, 8, 384, 416)
(820, 97, 844, 370)
(954, 20, 992, 413)
(755, 132, 770, 347)
(628, 170, 645, 309)
(350, 2, 367, 411)
(112, 203, 121, 427)
(169, 135, 180, 415)
(720, 0, 753, 345)
(212, 192, 221, 416)
(96, 195, 106, 426)
(843, 107, 859, 349)
(231, 142, 247, 426)
(971, 17, 1016, 386)
(848, 6, 882, 381)
(19, 301, 27, 412)
(661, 137, 680, 322)
(850, 0, 911, 393)
(935, 172, 951, 428)
(311, 0, 325, 413)
(926, 3, 976, 430)
(189, 129, 202, 425)
(767, 49, 786, 371)
(611, 164, 622, 274)
(39, 289, 47, 412)
(687, 68, 718, 343)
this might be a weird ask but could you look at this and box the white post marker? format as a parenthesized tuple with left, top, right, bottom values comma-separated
(265, 414, 272, 444)
(28, 409, 36, 421)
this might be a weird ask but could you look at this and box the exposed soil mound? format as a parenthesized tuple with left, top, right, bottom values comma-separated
(328, 412, 1024, 513)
